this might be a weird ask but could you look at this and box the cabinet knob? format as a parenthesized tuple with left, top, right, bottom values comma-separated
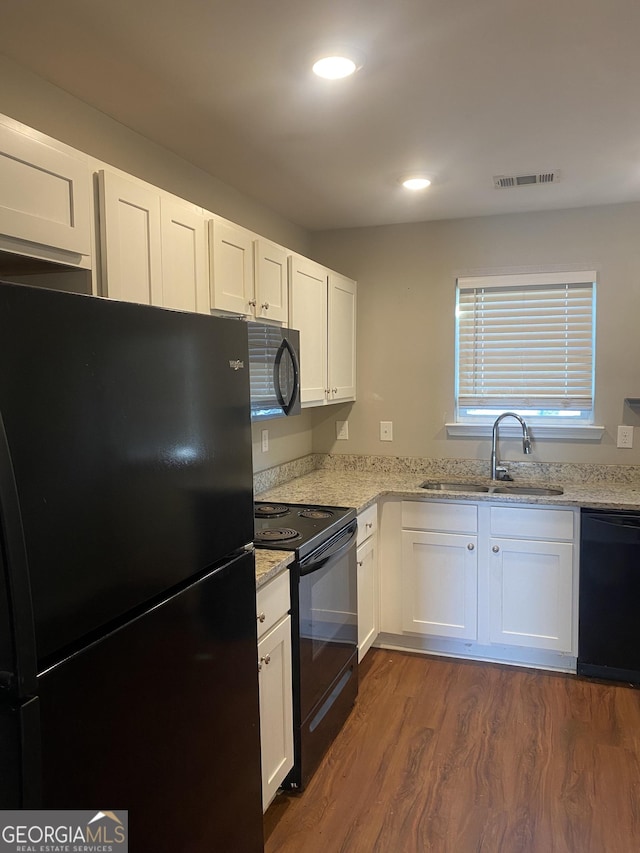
(332, 388, 338, 394)
(257, 612, 266, 623)
(492, 545, 500, 553)
(248, 299, 257, 308)
(261, 302, 270, 310)
(357, 560, 363, 567)
(366, 522, 373, 529)
(467, 543, 475, 551)
(260, 654, 271, 666)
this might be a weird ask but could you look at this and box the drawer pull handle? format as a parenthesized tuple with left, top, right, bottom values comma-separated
(492, 545, 500, 553)
(257, 612, 266, 623)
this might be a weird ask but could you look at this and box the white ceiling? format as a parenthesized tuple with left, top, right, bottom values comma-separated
(2, 0, 640, 231)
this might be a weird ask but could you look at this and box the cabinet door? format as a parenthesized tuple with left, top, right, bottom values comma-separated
(254, 239, 288, 323)
(289, 255, 328, 406)
(0, 120, 91, 261)
(209, 219, 255, 315)
(160, 199, 209, 314)
(258, 616, 294, 811)
(98, 171, 163, 306)
(328, 272, 357, 403)
(489, 538, 574, 652)
(402, 530, 477, 640)
(357, 534, 378, 662)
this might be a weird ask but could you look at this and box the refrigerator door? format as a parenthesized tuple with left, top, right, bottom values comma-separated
(37, 550, 263, 852)
(0, 282, 254, 671)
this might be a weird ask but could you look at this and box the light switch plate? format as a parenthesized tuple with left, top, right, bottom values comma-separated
(380, 421, 393, 441)
(336, 420, 349, 440)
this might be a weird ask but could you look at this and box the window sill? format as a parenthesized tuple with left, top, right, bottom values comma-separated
(446, 423, 606, 441)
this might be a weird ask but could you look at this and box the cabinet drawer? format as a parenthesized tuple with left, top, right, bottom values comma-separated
(402, 500, 477, 534)
(256, 569, 290, 639)
(490, 506, 574, 541)
(357, 504, 378, 546)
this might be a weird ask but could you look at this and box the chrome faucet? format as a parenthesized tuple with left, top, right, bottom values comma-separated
(490, 412, 532, 480)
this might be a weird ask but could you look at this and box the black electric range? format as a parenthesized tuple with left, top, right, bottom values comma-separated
(254, 501, 356, 561)
(254, 500, 359, 790)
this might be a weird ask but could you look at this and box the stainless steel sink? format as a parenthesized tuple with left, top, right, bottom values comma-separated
(491, 486, 564, 496)
(419, 481, 564, 497)
(420, 481, 490, 493)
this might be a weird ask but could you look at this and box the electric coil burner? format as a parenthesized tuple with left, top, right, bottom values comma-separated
(254, 500, 358, 790)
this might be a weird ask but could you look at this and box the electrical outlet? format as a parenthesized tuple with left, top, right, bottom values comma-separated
(380, 421, 393, 441)
(617, 425, 633, 448)
(336, 420, 349, 440)
(261, 429, 269, 452)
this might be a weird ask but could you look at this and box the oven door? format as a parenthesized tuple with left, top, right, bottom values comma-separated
(297, 520, 358, 722)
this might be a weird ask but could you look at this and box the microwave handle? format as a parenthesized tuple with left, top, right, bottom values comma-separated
(274, 337, 300, 415)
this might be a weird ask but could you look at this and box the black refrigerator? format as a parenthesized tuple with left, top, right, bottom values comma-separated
(0, 282, 264, 852)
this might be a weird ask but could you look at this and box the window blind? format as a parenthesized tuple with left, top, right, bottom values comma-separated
(456, 272, 595, 413)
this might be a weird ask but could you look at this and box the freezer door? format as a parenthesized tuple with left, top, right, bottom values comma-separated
(0, 697, 40, 808)
(37, 550, 263, 852)
(0, 282, 254, 670)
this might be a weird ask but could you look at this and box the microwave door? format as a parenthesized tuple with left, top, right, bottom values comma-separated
(274, 337, 300, 415)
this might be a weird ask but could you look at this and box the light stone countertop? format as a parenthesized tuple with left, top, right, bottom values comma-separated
(256, 469, 640, 514)
(254, 548, 294, 589)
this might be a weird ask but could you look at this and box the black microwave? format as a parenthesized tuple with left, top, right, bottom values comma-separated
(247, 323, 301, 421)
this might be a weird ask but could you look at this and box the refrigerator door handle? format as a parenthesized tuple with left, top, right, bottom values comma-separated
(0, 412, 38, 700)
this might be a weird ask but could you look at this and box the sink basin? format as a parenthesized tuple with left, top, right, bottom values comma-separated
(491, 486, 564, 496)
(419, 481, 564, 497)
(420, 481, 490, 493)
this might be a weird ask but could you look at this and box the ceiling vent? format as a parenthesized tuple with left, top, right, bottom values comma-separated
(493, 171, 560, 189)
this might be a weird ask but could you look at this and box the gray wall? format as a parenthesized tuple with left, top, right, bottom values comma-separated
(310, 203, 640, 466)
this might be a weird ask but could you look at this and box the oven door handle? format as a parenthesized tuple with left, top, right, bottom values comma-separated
(299, 521, 357, 577)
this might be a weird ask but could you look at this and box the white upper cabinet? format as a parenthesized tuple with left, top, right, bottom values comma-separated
(289, 255, 357, 408)
(98, 170, 209, 312)
(208, 218, 255, 316)
(289, 255, 328, 406)
(0, 115, 91, 266)
(98, 170, 163, 306)
(254, 238, 288, 323)
(328, 272, 357, 403)
(160, 199, 209, 314)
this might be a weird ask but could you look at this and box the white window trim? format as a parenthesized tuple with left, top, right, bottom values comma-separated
(446, 422, 605, 440)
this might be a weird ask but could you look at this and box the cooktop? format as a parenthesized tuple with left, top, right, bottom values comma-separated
(254, 501, 355, 559)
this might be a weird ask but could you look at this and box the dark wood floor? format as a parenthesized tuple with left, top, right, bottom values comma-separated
(264, 649, 640, 853)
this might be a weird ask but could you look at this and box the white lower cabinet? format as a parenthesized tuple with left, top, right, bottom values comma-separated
(397, 500, 578, 667)
(256, 571, 293, 811)
(488, 505, 575, 653)
(401, 529, 477, 640)
(357, 504, 379, 661)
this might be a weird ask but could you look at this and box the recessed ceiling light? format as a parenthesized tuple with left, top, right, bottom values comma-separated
(312, 56, 358, 79)
(401, 177, 432, 191)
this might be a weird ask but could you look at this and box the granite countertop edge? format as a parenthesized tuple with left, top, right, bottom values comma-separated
(255, 549, 294, 590)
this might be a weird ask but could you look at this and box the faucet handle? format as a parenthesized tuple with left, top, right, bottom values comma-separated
(495, 466, 513, 482)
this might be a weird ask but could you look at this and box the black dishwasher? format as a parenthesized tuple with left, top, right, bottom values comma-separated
(578, 508, 640, 684)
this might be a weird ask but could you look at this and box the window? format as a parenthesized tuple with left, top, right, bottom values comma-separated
(455, 271, 596, 426)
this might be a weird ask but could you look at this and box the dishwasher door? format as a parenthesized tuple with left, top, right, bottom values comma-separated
(578, 508, 640, 684)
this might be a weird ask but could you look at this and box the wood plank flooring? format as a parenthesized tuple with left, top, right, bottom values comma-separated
(264, 649, 640, 853)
